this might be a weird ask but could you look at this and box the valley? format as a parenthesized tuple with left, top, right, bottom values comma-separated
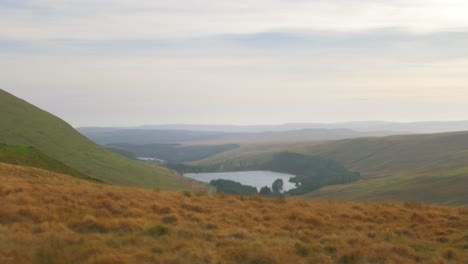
(3, 1, 468, 263)
(1, 90, 468, 264)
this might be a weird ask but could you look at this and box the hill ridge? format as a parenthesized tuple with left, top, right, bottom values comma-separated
(0, 89, 194, 190)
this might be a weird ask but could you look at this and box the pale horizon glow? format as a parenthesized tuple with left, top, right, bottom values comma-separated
(1, 0, 468, 127)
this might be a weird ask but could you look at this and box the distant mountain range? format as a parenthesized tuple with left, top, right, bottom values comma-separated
(80, 120, 468, 134)
(77, 128, 231, 145)
(77, 127, 399, 145)
(78, 120, 468, 146)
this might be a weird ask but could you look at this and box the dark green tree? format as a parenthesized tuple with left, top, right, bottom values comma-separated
(271, 178, 284, 193)
(209, 179, 257, 195)
(259, 186, 272, 196)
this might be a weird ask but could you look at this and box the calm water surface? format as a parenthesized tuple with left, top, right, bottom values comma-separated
(184, 171, 297, 191)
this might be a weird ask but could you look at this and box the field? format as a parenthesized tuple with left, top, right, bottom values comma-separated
(1, 162, 467, 264)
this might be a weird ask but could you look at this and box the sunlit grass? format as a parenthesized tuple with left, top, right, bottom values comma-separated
(0, 162, 467, 263)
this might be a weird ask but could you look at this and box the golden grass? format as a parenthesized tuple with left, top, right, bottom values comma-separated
(0, 162, 467, 264)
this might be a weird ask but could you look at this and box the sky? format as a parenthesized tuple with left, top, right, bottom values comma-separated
(1, 0, 468, 127)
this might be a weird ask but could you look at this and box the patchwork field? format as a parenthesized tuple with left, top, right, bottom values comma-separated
(1, 162, 467, 264)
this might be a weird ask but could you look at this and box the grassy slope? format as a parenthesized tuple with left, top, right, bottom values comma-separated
(192, 132, 468, 204)
(0, 89, 193, 190)
(297, 131, 468, 179)
(0, 144, 96, 181)
(195, 132, 468, 179)
(297, 133, 468, 205)
(189, 142, 317, 168)
(306, 167, 468, 206)
(0, 162, 467, 263)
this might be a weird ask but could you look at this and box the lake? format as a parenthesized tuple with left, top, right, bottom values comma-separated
(184, 171, 297, 192)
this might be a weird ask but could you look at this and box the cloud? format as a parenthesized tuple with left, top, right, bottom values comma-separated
(2, 29, 468, 63)
(2, 0, 468, 41)
(1, 0, 468, 126)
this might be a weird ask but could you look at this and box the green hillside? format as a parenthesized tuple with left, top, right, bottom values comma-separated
(0, 144, 96, 181)
(190, 142, 311, 168)
(191, 132, 468, 205)
(298, 132, 468, 179)
(303, 132, 468, 205)
(306, 167, 468, 205)
(195, 131, 468, 179)
(0, 89, 193, 190)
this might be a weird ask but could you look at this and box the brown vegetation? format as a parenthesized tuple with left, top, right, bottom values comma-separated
(0, 162, 467, 263)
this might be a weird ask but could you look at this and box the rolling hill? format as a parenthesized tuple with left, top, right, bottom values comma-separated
(191, 131, 468, 205)
(195, 131, 468, 179)
(297, 133, 468, 205)
(1, 162, 466, 263)
(306, 167, 468, 205)
(298, 131, 468, 179)
(0, 89, 194, 190)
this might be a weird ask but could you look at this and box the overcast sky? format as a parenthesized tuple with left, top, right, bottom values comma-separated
(1, 0, 468, 127)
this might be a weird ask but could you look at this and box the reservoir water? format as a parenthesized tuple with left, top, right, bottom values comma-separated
(184, 171, 297, 192)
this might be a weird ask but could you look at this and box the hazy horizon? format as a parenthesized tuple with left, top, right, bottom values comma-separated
(2, 0, 468, 127)
(77, 119, 468, 129)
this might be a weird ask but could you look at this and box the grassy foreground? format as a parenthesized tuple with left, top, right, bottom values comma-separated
(0, 162, 467, 264)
